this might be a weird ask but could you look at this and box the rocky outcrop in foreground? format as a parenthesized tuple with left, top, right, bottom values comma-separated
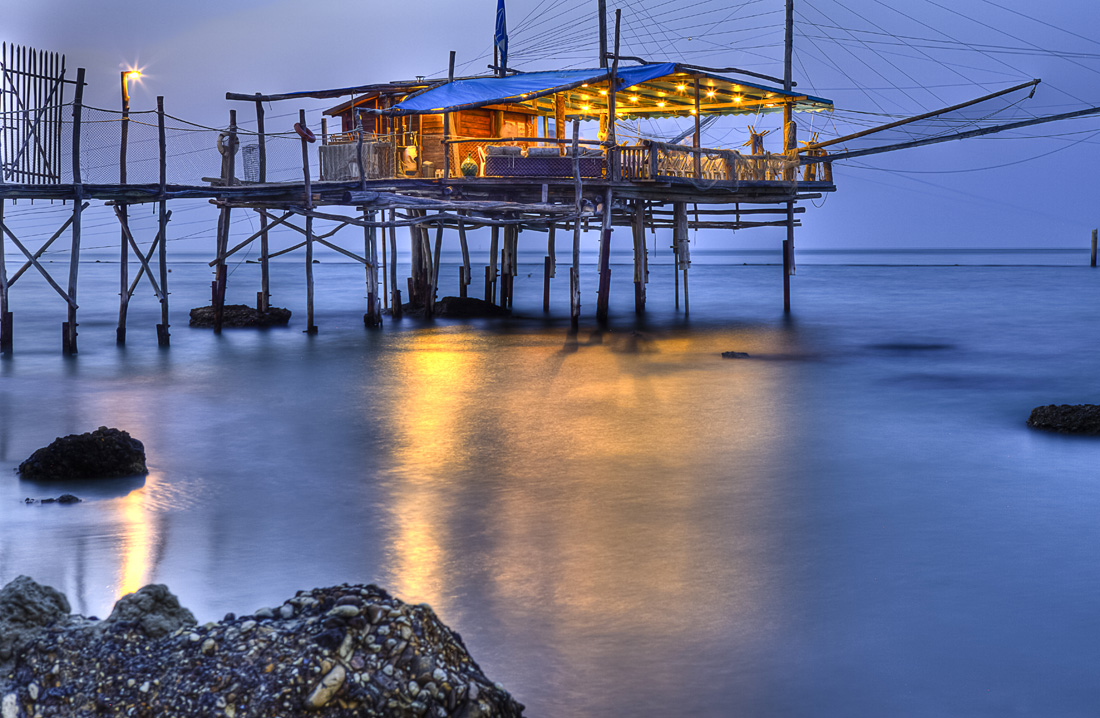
(189, 305, 292, 328)
(0, 577, 523, 718)
(17, 427, 147, 481)
(1027, 404, 1100, 435)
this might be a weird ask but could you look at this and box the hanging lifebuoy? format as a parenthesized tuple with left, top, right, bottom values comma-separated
(294, 122, 316, 143)
(216, 132, 238, 157)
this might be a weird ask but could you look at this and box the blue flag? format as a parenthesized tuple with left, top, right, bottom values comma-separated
(494, 0, 508, 72)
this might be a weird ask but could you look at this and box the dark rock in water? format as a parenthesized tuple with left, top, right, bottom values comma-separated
(1027, 404, 1100, 435)
(18, 427, 147, 481)
(435, 296, 511, 318)
(384, 296, 511, 320)
(39, 494, 81, 504)
(105, 584, 197, 639)
(722, 351, 750, 359)
(188, 304, 291, 328)
(0, 577, 525, 717)
(0, 576, 70, 665)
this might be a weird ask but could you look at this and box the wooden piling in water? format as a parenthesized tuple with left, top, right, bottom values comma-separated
(489, 225, 500, 304)
(570, 120, 582, 324)
(596, 187, 612, 323)
(1092, 229, 1097, 268)
(543, 256, 551, 312)
(365, 207, 380, 326)
(388, 209, 399, 315)
(117, 71, 131, 345)
(0, 198, 9, 354)
(156, 96, 170, 346)
(65, 68, 85, 354)
(255, 94, 270, 311)
(673, 202, 689, 314)
(299, 109, 317, 334)
(214, 109, 237, 334)
(632, 200, 646, 313)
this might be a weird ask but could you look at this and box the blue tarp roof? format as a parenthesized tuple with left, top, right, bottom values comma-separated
(392, 64, 678, 114)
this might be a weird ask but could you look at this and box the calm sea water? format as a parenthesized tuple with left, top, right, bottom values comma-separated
(2, 250, 1099, 716)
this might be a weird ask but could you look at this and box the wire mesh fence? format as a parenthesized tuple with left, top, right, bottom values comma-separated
(38, 105, 323, 186)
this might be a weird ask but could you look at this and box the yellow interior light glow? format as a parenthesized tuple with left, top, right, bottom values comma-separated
(598, 89, 607, 96)
(706, 89, 716, 98)
(677, 84, 686, 92)
(582, 105, 591, 111)
(735, 95, 743, 103)
(658, 101, 666, 108)
(630, 96, 639, 103)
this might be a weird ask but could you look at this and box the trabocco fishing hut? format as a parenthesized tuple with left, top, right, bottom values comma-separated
(3, 2, 1098, 353)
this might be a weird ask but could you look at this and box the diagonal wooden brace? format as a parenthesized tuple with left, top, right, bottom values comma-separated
(112, 205, 165, 302)
(0, 221, 77, 308)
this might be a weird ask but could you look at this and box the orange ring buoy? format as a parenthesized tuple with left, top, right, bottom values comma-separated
(294, 122, 316, 143)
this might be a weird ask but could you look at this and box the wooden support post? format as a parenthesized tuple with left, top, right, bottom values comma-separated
(484, 265, 492, 302)
(543, 256, 551, 312)
(157, 96, 170, 346)
(632, 200, 646, 312)
(607, 10, 620, 181)
(365, 207, 380, 326)
(1092, 229, 1097, 267)
(443, 50, 455, 181)
(388, 209, 399, 314)
(459, 266, 467, 298)
(299, 108, 317, 334)
(256, 94, 270, 311)
(117, 69, 131, 345)
(547, 224, 557, 278)
(66, 67, 85, 355)
(430, 219, 443, 317)
(555, 94, 567, 156)
(571, 120, 582, 324)
(214, 109, 237, 333)
(673, 202, 689, 314)
(0, 198, 9, 354)
(598, 0, 608, 68)
(596, 187, 613, 323)
(457, 212, 471, 290)
(783, 202, 794, 313)
(489, 225, 499, 304)
(693, 76, 702, 180)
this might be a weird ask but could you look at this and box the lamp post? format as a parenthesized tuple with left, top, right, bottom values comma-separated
(117, 69, 141, 344)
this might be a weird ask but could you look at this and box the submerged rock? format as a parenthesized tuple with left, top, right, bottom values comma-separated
(18, 427, 147, 481)
(721, 351, 750, 359)
(0, 576, 524, 717)
(1027, 404, 1100, 435)
(188, 304, 291, 328)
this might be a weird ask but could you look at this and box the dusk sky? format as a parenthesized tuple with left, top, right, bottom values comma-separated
(6, 0, 1099, 253)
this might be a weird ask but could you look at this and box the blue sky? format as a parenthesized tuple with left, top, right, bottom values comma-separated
(5, 0, 1100, 255)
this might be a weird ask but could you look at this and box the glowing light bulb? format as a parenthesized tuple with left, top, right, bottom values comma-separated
(658, 101, 666, 108)
(599, 89, 607, 96)
(677, 84, 686, 92)
(706, 90, 715, 98)
(734, 95, 743, 103)
(630, 96, 639, 103)
(125, 70, 142, 80)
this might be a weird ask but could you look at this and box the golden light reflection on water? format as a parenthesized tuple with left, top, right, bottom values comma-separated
(386, 332, 480, 614)
(114, 480, 153, 598)
(381, 326, 790, 653)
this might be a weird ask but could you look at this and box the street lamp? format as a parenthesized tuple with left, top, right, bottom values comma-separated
(117, 68, 142, 344)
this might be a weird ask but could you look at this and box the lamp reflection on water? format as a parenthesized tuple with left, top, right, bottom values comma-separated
(378, 327, 790, 681)
(115, 485, 152, 597)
